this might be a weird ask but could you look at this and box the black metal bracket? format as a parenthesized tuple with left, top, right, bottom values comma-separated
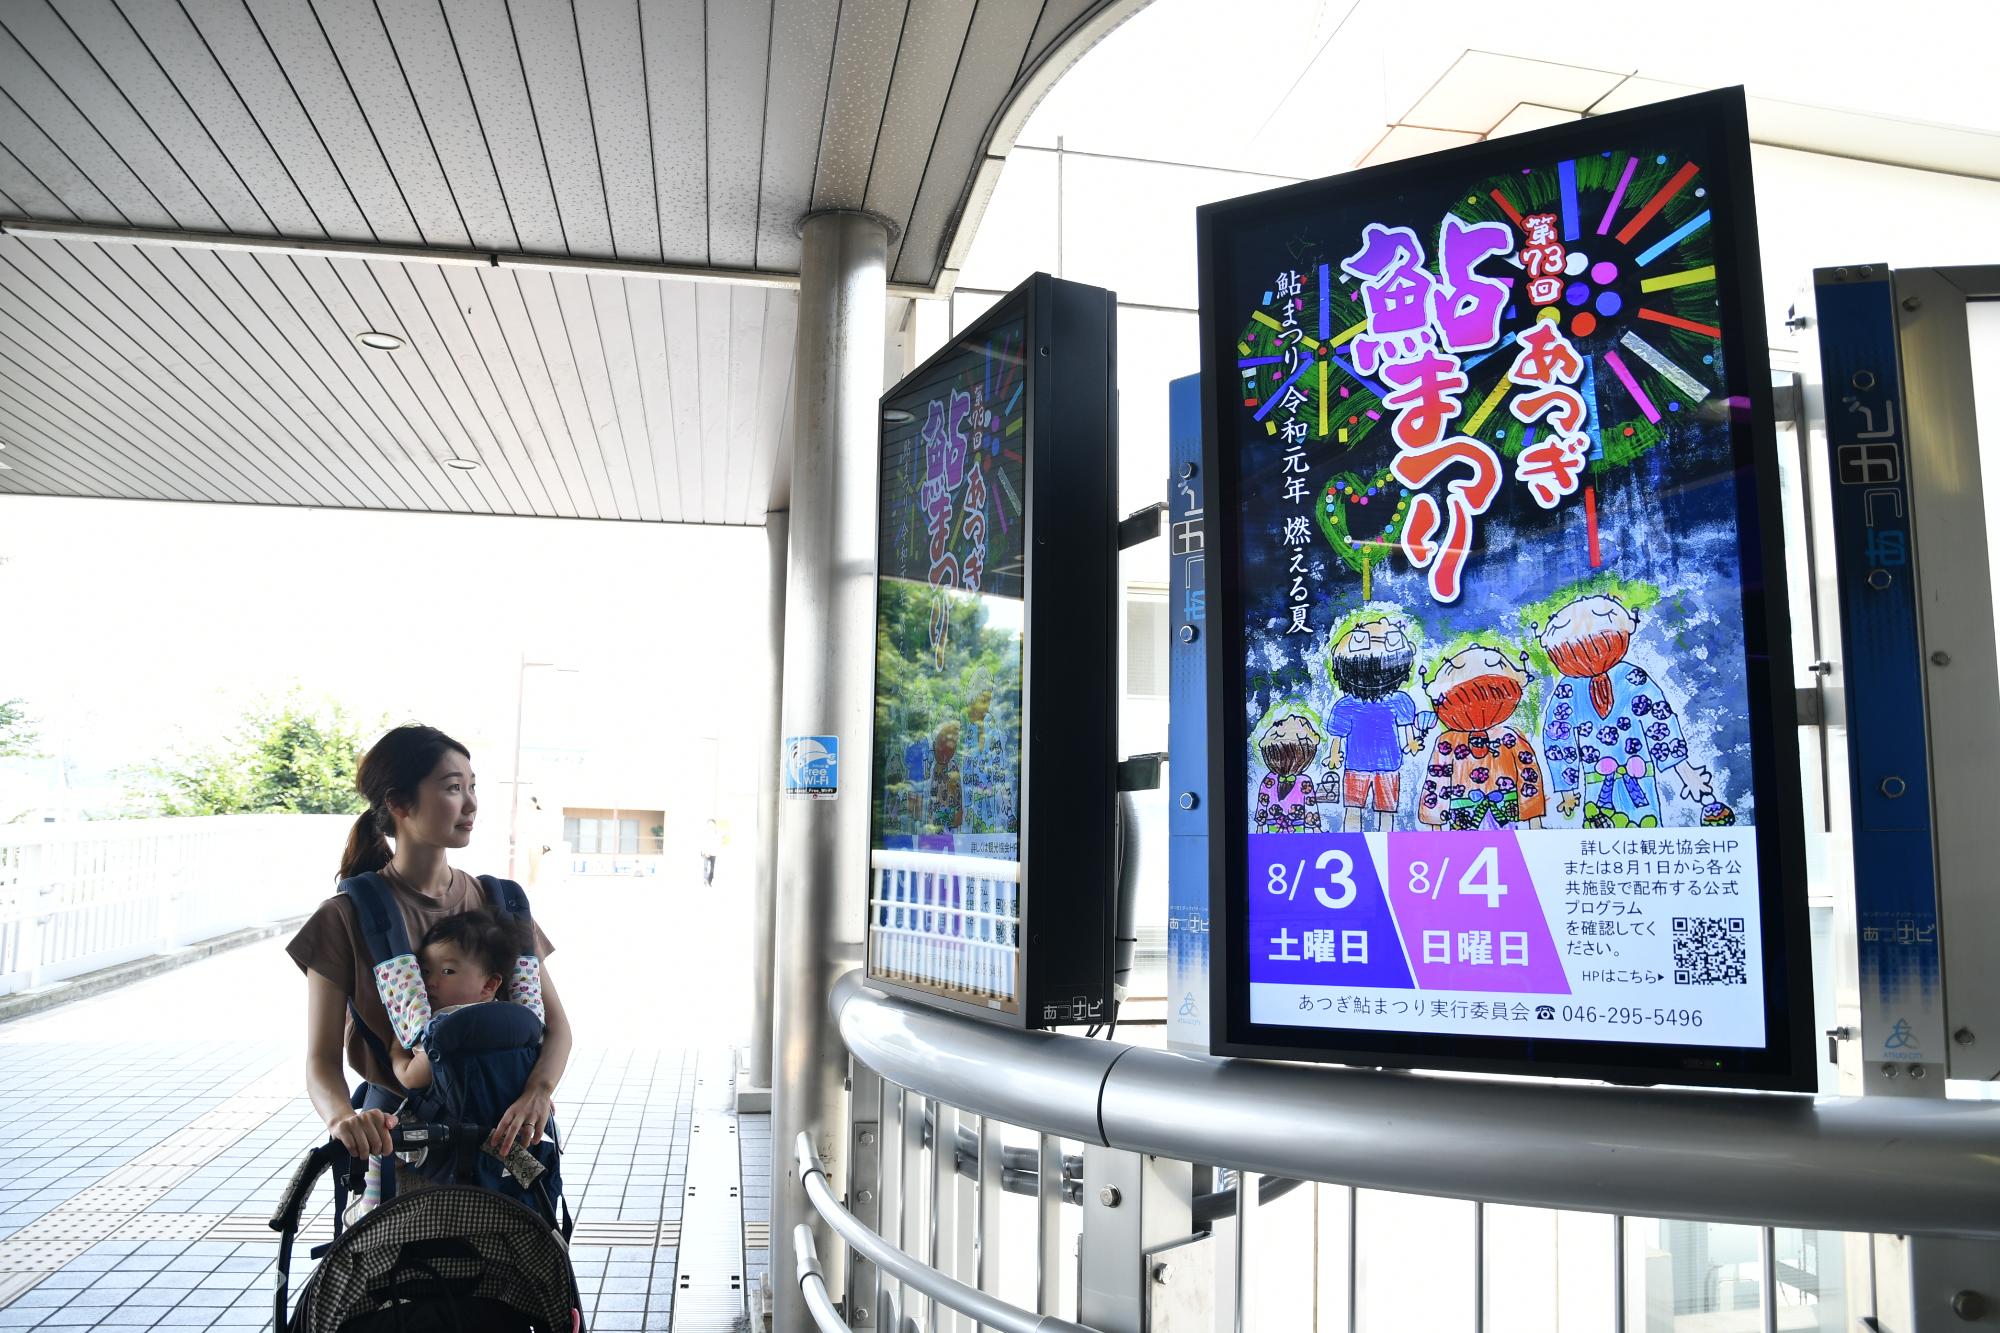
(1119, 501, 1167, 550)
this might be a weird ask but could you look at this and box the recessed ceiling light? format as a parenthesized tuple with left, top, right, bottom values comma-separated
(356, 330, 404, 350)
(443, 457, 480, 471)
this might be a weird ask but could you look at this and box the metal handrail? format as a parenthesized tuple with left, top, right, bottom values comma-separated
(832, 970, 2000, 1240)
(793, 1225, 854, 1333)
(794, 1131, 1097, 1333)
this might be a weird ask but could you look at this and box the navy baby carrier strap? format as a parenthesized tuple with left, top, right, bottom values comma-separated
(332, 872, 565, 1235)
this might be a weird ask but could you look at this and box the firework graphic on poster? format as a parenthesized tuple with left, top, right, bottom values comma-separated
(1234, 147, 1722, 600)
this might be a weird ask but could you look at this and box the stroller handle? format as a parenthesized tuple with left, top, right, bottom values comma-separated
(267, 1122, 493, 1235)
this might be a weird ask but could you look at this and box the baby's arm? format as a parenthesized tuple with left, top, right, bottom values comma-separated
(391, 1042, 434, 1090)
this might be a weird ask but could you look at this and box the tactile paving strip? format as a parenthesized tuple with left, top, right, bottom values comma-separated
(114, 1213, 225, 1240)
(669, 1048, 746, 1333)
(0, 1238, 91, 1271)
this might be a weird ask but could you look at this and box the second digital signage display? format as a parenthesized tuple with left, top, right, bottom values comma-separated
(1197, 89, 1815, 1087)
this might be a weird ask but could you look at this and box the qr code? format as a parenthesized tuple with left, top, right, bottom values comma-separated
(1673, 917, 1747, 985)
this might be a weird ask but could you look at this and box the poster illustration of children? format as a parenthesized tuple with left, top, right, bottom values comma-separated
(1536, 592, 1734, 828)
(1254, 711, 1328, 833)
(1419, 644, 1546, 830)
(1322, 616, 1434, 831)
(928, 721, 964, 829)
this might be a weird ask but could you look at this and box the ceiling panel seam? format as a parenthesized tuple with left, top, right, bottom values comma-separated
(590, 273, 662, 521)
(68, 0, 284, 235)
(875, 0, 977, 278)
(0, 367, 173, 499)
(0, 424, 93, 496)
(424, 263, 567, 515)
(310, 255, 482, 512)
(130, 242, 401, 508)
(462, 264, 595, 518)
(497, 266, 612, 518)
(353, 258, 514, 511)
(0, 316, 265, 502)
(633, 0, 665, 264)
(802, 0, 847, 223)
(385, 260, 544, 513)
(1, 240, 337, 505)
(500, 0, 576, 255)
(0, 363, 199, 500)
(224, 247, 464, 510)
(178, 245, 430, 509)
(120, 0, 334, 238)
(853, 0, 913, 208)
(0, 410, 119, 496)
(374, 0, 518, 253)
(0, 138, 82, 219)
(430, 1, 526, 252)
(0, 326, 216, 498)
(297, 0, 433, 245)
(0, 412, 119, 497)
(0, 76, 145, 224)
(0, 255, 300, 503)
(534, 268, 631, 518)
(560, 271, 644, 519)
(0, 8, 204, 227)
(564, 0, 625, 259)
(600, 268, 672, 520)
(224, 0, 382, 242)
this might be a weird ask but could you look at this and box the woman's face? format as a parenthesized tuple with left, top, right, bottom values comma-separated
(393, 750, 477, 849)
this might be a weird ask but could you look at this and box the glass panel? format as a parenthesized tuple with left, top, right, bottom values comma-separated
(1313, 1183, 1353, 1333)
(1247, 1172, 1317, 1333)
(1624, 1218, 1763, 1331)
(620, 819, 639, 854)
(1770, 1228, 1851, 1331)
(563, 817, 578, 848)
(1484, 1205, 1615, 1333)
(1355, 1190, 1474, 1333)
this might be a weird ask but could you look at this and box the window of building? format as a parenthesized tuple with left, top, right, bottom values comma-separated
(1125, 588, 1169, 699)
(562, 809, 663, 854)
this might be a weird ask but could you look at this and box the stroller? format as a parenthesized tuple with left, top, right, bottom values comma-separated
(269, 1119, 583, 1332)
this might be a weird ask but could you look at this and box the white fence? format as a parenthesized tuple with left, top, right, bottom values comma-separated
(0, 814, 351, 996)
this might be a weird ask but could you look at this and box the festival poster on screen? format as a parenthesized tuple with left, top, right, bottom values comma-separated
(1224, 114, 1770, 1050)
(868, 314, 1029, 1010)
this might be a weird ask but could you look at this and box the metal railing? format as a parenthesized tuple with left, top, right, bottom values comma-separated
(798, 969, 2000, 1333)
(0, 814, 350, 995)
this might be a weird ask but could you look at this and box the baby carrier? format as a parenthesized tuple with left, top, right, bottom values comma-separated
(338, 872, 568, 1231)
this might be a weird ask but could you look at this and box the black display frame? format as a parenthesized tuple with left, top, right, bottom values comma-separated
(1196, 88, 1817, 1089)
(863, 271, 1121, 1030)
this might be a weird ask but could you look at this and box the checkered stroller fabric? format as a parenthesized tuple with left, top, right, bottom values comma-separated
(287, 1183, 580, 1332)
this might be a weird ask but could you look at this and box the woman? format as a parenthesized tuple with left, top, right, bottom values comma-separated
(287, 724, 573, 1174)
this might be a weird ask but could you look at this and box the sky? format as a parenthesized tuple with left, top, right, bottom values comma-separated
(0, 494, 771, 823)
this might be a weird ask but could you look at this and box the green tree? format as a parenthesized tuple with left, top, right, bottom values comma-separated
(149, 694, 371, 817)
(0, 698, 39, 758)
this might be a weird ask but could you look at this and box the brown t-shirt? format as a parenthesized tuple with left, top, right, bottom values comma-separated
(287, 865, 555, 1090)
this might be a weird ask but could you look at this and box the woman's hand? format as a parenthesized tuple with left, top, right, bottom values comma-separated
(329, 1108, 397, 1158)
(492, 1085, 554, 1153)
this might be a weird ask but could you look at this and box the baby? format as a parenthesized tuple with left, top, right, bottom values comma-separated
(389, 908, 535, 1091)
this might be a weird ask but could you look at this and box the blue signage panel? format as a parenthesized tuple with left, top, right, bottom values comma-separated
(785, 735, 840, 800)
(1167, 372, 1212, 1050)
(1811, 267, 1943, 1070)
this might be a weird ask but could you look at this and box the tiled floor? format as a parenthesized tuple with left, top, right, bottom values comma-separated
(0, 879, 766, 1331)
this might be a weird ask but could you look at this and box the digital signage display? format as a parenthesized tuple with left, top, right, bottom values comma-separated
(866, 274, 1120, 1028)
(1197, 89, 1814, 1087)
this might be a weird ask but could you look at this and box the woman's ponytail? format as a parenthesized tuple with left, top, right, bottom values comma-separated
(338, 724, 472, 883)
(338, 806, 392, 881)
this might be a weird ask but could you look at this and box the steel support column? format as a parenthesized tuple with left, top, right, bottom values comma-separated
(771, 209, 890, 1333)
(744, 510, 789, 1111)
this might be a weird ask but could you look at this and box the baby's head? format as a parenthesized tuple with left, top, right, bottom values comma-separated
(418, 909, 531, 1010)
